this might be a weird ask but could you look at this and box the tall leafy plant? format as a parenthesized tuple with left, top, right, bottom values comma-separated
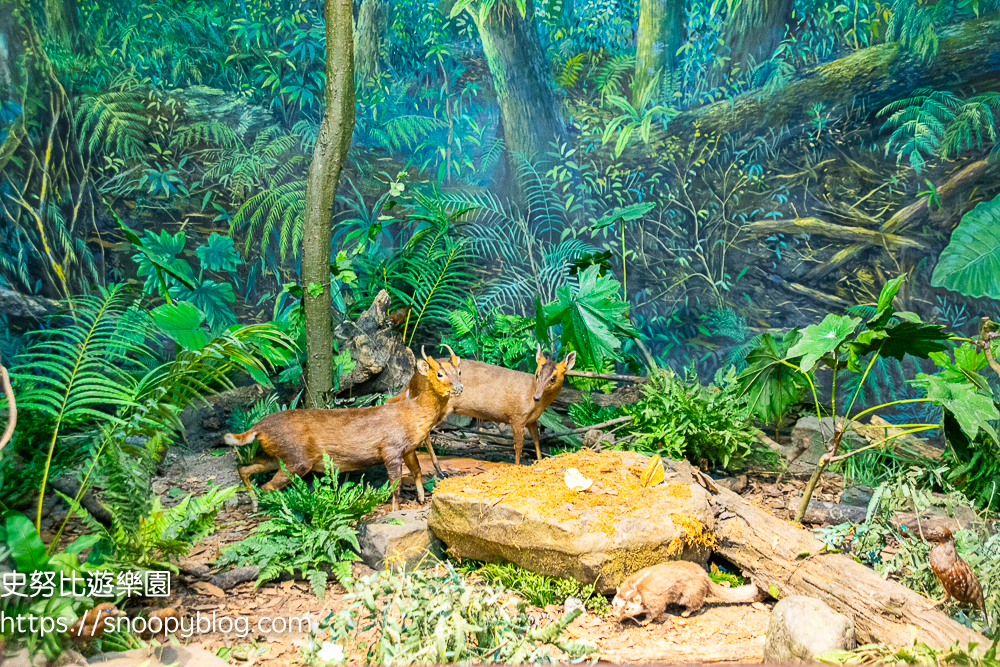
(735, 275, 993, 522)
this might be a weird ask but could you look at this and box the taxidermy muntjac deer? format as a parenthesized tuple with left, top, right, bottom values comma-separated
(389, 345, 576, 465)
(224, 347, 462, 511)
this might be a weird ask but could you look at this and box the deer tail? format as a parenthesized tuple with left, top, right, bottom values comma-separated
(224, 431, 257, 446)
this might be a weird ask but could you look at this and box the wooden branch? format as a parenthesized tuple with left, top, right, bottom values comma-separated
(0, 363, 14, 452)
(711, 482, 988, 648)
(776, 279, 851, 308)
(856, 415, 942, 461)
(565, 370, 646, 383)
(539, 415, 634, 442)
(743, 218, 925, 251)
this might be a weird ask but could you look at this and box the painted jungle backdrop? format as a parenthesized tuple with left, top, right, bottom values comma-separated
(4, 0, 1000, 662)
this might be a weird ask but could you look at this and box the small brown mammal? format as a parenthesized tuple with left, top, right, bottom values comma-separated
(612, 561, 760, 623)
(224, 347, 462, 511)
(923, 526, 988, 621)
(389, 345, 575, 464)
(68, 603, 126, 640)
(140, 607, 183, 642)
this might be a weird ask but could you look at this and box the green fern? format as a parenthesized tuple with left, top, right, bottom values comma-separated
(74, 74, 151, 160)
(217, 453, 393, 600)
(879, 88, 1000, 173)
(886, 0, 939, 62)
(593, 54, 636, 101)
(555, 53, 587, 89)
(230, 180, 306, 262)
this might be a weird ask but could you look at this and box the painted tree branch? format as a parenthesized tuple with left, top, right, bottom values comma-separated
(742, 218, 925, 251)
(808, 159, 998, 280)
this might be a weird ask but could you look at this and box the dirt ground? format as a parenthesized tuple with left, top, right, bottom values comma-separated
(46, 438, 847, 666)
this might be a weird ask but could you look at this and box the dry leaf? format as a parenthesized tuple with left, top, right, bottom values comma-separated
(751, 602, 768, 610)
(191, 582, 225, 598)
(564, 468, 593, 492)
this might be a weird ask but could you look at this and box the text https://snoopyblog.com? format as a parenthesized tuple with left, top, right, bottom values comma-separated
(2, 611, 315, 639)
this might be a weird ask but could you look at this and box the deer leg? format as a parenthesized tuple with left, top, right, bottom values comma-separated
(386, 456, 404, 512)
(512, 419, 526, 465)
(237, 457, 281, 511)
(527, 422, 543, 461)
(424, 435, 444, 478)
(403, 449, 425, 504)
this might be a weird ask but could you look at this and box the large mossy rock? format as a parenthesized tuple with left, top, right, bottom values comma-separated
(428, 451, 715, 593)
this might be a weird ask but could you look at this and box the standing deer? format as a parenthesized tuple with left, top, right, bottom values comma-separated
(390, 345, 576, 465)
(224, 347, 462, 511)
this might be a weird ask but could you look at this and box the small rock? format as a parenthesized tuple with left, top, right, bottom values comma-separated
(151, 481, 169, 496)
(563, 596, 585, 615)
(715, 474, 748, 493)
(223, 496, 240, 509)
(53, 649, 87, 666)
(2, 648, 43, 667)
(763, 595, 855, 663)
(840, 485, 874, 508)
(86, 645, 230, 666)
(790, 417, 865, 475)
(357, 509, 445, 572)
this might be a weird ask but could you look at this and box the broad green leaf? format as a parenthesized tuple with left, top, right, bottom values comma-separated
(4, 512, 49, 574)
(914, 372, 999, 443)
(591, 202, 656, 231)
(849, 321, 950, 364)
(542, 266, 636, 369)
(65, 534, 101, 554)
(787, 314, 861, 373)
(196, 233, 242, 272)
(534, 294, 548, 348)
(870, 274, 906, 328)
(151, 302, 211, 350)
(735, 331, 808, 424)
(132, 229, 197, 294)
(170, 280, 237, 332)
(931, 193, 1000, 299)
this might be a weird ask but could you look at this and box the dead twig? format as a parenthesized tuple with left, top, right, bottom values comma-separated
(1, 361, 15, 452)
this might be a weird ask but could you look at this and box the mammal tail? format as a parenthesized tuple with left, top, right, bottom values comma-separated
(708, 581, 760, 604)
(224, 431, 257, 446)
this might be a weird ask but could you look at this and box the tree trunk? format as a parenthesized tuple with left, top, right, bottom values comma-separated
(646, 19, 1000, 153)
(45, 0, 82, 53)
(355, 0, 388, 81)
(0, 0, 27, 95)
(718, 0, 793, 81)
(711, 483, 989, 648)
(302, 0, 356, 408)
(634, 0, 686, 106)
(467, 0, 566, 160)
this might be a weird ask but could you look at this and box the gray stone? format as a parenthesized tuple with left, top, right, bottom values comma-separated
(564, 596, 585, 615)
(715, 474, 748, 494)
(1, 648, 45, 667)
(840, 485, 874, 508)
(178, 383, 269, 451)
(87, 645, 230, 666)
(763, 595, 856, 663)
(52, 649, 87, 666)
(357, 509, 445, 572)
(789, 417, 866, 475)
(429, 452, 715, 594)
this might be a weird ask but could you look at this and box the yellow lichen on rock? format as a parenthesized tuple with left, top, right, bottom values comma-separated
(434, 450, 695, 535)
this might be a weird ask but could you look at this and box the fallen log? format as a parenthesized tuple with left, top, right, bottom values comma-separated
(807, 159, 999, 280)
(711, 482, 988, 648)
(645, 19, 1000, 150)
(800, 500, 868, 525)
(742, 218, 925, 251)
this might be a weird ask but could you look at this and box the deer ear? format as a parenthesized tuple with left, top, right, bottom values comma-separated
(536, 344, 546, 366)
(416, 360, 429, 376)
(635, 594, 642, 604)
(562, 351, 576, 371)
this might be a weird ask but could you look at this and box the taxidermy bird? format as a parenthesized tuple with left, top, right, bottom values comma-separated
(923, 527, 990, 624)
(68, 603, 126, 641)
